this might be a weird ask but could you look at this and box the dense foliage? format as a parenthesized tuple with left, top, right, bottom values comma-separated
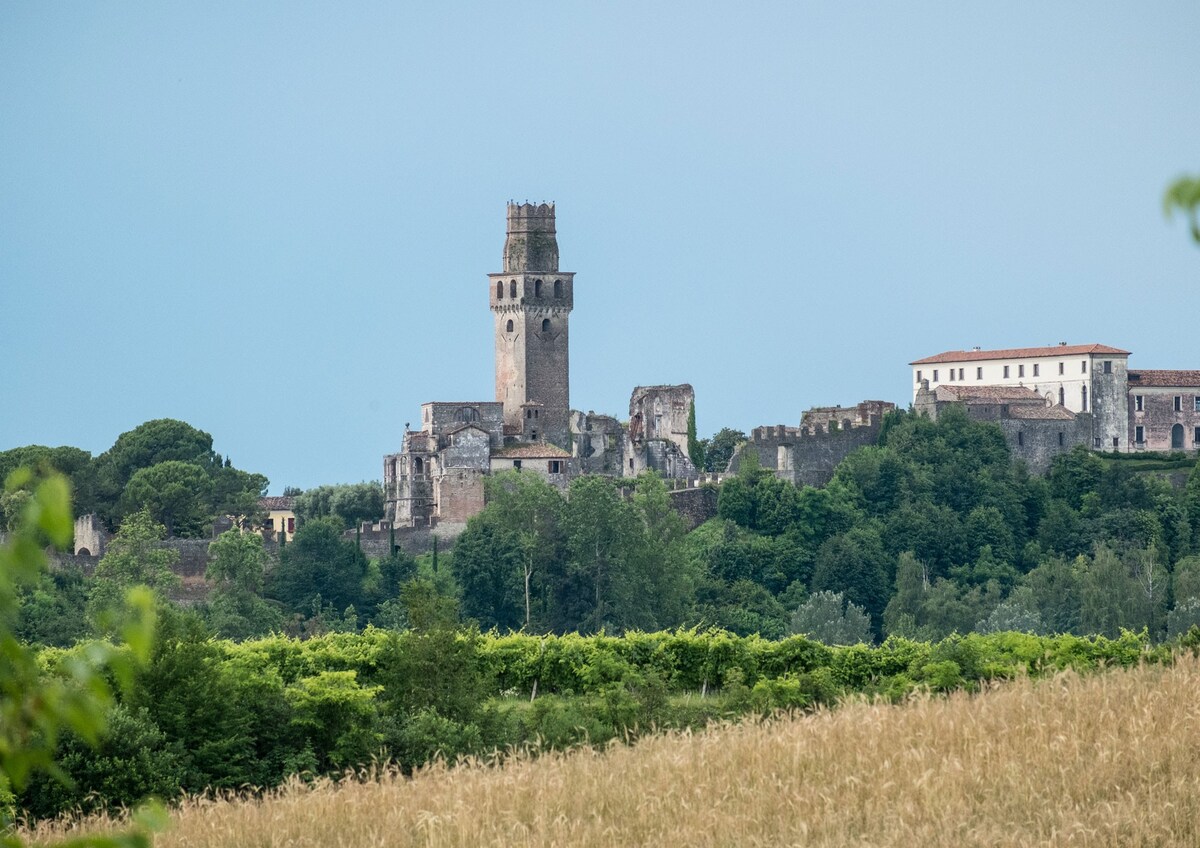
(18, 623, 1188, 821)
(0, 419, 267, 537)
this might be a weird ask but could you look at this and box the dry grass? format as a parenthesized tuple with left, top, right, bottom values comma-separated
(25, 656, 1200, 847)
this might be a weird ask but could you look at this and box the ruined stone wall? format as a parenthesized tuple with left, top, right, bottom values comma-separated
(731, 420, 882, 487)
(570, 411, 627, 475)
(73, 513, 109, 556)
(667, 486, 719, 530)
(628, 385, 693, 455)
(998, 415, 1094, 474)
(801, 400, 894, 431)
(434, 469, 487, 525)
(422, 402, 505, 447)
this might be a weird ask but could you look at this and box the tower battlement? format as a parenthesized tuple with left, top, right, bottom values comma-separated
(503, 202, 559, 273)
(506, 202, 556, 232)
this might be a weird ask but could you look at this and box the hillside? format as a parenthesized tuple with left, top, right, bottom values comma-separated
(27, 654, 1200, 848)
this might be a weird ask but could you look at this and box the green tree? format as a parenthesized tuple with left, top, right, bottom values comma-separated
(790, 590, 872, 645)
(686, 401, 705, 469)
(87, 510, 180, 633)
(1020, 555, 1081, 635)
(811, 526, 891, 628)
(118, 460, 213, 538)
(269, 518, 367, 616)
(202, 530, 282, 640)
(293, 482, 385, 529)
(1078, 547, 1140, 638)
(703, 428, 747, 473)
(882, 551, 929, 637)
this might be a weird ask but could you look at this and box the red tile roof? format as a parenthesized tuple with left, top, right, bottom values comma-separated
(492, 442, 572, 459)
(1007, 405, 1076, 421)
(935, 385, 1046, 402)
(910, 343, 1130, 365)
(259, 496, 295, 511)
(1128, 370, 1200, 388)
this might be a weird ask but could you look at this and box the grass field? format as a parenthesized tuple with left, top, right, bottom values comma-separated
(25, 654, 1200, 847)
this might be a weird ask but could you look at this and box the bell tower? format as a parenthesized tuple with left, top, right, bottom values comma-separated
(489, 202, 574, 448)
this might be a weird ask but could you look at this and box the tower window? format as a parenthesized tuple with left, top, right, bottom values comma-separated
(535, 279, 542, 297)
(1103, 360, 1112, 374)
(496, 281, 503, 298)
(554, 280, 563, 298)
(1135, 395, 1143, 412)
(1082, 386, 1088, 411)
(1136, 426, 1144, 444)
(506, 319, 514, 332)
(510, 280, 517, 297)
(542, 318, 551, 332)
(1082, 361, 1087, 373)
(916, 370, 922, 383)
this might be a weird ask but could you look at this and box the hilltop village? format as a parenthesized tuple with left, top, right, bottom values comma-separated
(379, 202, 1200, 538)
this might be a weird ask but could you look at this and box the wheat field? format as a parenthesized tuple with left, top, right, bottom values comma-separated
(26, 655, 1200, 848)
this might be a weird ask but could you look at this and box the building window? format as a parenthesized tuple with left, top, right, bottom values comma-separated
(1081, 386, 1088, 412)
(1033, 364, 1040, 377)
(1017, 431, 1024, 446)
(264, 518, 274, 531)
(1082, 361, 1087, 373)
(1195, 397, 1200, 412)
(525, 409, 532, 419)
(1135, 395, 1143, 412)
(548, 460, 562, 473)
(510, 280, 517, 297)
(513, 460, 522, 470)
(1112, 437, 1119, 448)
(1003, 366, 1010, 378)
(1103, 360, 1112, 374)
(534, 409, 538, 418)
(1195, 427, 1200, 444)
(629, 458, 634, 470)
(916, 370, 922, 383)
(1058, 432, 1065, 446)
(287, 517, 295, 533)
(506, 319, 514, 332)
(1058, 362, 1064, 375)
(530, 430, 537, 440)
(535, 279, 542, 297)
(1175, 396, 1183, 412)
(542, 318, 551, 332)
(976, 367, 983, 380)
(554, 279, 563, 298)
(1018, 364, 1025, 378)
(948, 369, 954, 381)
(1136, 426, 1145, 444)
(496, 281, 503, 298)
(932, 369, 939, 381)
(958, 368, 964, 380)
(1059, 387, 1065, 406)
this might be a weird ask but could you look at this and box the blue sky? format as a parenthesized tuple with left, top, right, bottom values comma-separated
(2, 2, 1198, 492)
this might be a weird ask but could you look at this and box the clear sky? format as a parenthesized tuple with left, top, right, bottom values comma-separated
(2, 2, 1198, 492)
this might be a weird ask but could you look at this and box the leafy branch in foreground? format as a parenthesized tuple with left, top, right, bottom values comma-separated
(0, 468, 162, 848)
(1164, 174, 1200, 244)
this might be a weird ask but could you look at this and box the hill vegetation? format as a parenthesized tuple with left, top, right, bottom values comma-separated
(23, 652, 1200, 848)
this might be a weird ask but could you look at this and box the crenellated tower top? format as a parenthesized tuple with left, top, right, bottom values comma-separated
(503, 202, 558, 273)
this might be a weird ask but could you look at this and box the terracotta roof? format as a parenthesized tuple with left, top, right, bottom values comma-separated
(1128, 370, 1200, 388)
(259, 496, 295, 511)
(935, 385, 1046, 402)
(492, 442, 572, 459)
(1006, 405, 1076, 421)
(910, 343, 1130, 365)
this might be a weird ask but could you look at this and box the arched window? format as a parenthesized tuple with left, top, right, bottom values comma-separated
(554, 280, 563, 298)
(509, 280, 517, 298)
(455, 406, 479, 424)
(1172, 423, 1185, 450)
(414, 457, 424, 474)
(542, 318, 551, 332)
(496, 281, 503, 298)
(535, 279, 542, 297)
(506, 319, 514, 332)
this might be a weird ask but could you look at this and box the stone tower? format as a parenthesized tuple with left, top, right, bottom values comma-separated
(489, 202, 574, 448)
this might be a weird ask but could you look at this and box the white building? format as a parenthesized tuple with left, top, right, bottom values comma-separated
(909, 343, 1131, 450)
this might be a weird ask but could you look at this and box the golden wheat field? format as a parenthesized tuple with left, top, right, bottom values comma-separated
(25, 655, 1200, 848)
